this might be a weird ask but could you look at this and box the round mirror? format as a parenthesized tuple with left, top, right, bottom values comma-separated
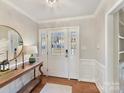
(0, 25, 23, 62)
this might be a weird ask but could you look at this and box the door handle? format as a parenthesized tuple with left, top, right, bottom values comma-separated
(65, 49, 68, 57)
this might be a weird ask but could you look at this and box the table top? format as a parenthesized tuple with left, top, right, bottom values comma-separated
(0, 61, 43, 88)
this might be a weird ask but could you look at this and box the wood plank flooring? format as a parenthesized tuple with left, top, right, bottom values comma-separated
(32, 76, 100, 93)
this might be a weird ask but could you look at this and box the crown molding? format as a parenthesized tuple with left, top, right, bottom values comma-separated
(38, 15, 95, 24)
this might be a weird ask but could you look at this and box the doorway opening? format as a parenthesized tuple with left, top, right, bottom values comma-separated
(105, 0, 124, 93)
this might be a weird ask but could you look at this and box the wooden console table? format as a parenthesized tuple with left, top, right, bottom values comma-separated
(0, 61, 43, 88)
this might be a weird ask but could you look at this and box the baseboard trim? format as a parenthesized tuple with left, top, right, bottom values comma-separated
(95, 81, 104, 93)
(79, 78, 95, 83)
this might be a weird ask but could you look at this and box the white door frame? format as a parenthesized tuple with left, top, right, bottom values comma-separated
(39, 26, 80, 80)
(105, 0, 124, 93)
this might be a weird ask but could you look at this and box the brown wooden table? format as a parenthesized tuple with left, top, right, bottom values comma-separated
(0, 61, 43, 88)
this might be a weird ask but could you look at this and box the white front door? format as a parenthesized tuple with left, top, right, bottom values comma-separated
(39, 27, 79, 79)
(48, 28, 68, 78)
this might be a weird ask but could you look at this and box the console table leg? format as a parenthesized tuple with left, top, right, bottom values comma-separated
(39, 64, 43, 76)
(34, 68, 36, 79)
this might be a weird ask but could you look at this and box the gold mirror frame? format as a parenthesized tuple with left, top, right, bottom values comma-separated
(0, 25, 23, 62)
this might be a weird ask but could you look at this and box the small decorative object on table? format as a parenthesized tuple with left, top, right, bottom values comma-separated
(0, 59, 9, 72)
(29, 54, 36, 64)
(14, 48, 18, 70)
(23, 45, 38, 64)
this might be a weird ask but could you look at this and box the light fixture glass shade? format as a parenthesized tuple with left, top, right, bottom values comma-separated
(23, 45, 38, 55)
(46, 0, 57, 7)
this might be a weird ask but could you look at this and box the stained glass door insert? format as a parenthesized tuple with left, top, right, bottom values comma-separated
(70, 32, 77, 55)
(41, 32, 47, 55)
(51, 32, 65, 55)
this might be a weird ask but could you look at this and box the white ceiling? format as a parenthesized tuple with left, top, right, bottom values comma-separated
(3, 0, 102, 23)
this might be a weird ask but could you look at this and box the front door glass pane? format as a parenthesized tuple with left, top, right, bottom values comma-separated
(51, 32, 64, 55)
(41, 32, 46, 54)
(70, 32, 77, 55)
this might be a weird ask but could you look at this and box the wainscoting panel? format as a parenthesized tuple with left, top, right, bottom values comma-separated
(79, 59, 105, 93)
(79, 59, 96, 82)
(95, 61, 105, 93)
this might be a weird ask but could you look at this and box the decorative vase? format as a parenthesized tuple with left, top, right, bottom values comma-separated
(29, 54, 36, 64)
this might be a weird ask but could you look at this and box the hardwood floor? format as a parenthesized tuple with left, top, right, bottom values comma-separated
(32, 76, 100, 93)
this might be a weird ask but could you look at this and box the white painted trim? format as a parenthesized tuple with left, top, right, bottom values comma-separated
(38, 15, 95, 24)
(105, 0, 124, 93)
(79, 78, 95, 83)
(80, 59, 96, 61)
(95, 60, 105, 68)
(96, 81, 104, 93)
(39, 26, 80, 31)
(105, 8, 108, 93)
(105, 0, 124, 81)
(106, 0, 124, 15)
(2, 0, 38, 24)
(96, 61, 105, 69)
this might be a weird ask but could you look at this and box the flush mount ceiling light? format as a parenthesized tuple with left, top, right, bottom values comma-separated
(46, 0, 57, 7)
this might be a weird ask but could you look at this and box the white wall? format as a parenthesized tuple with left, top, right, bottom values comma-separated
(0, 1, 38, 93)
